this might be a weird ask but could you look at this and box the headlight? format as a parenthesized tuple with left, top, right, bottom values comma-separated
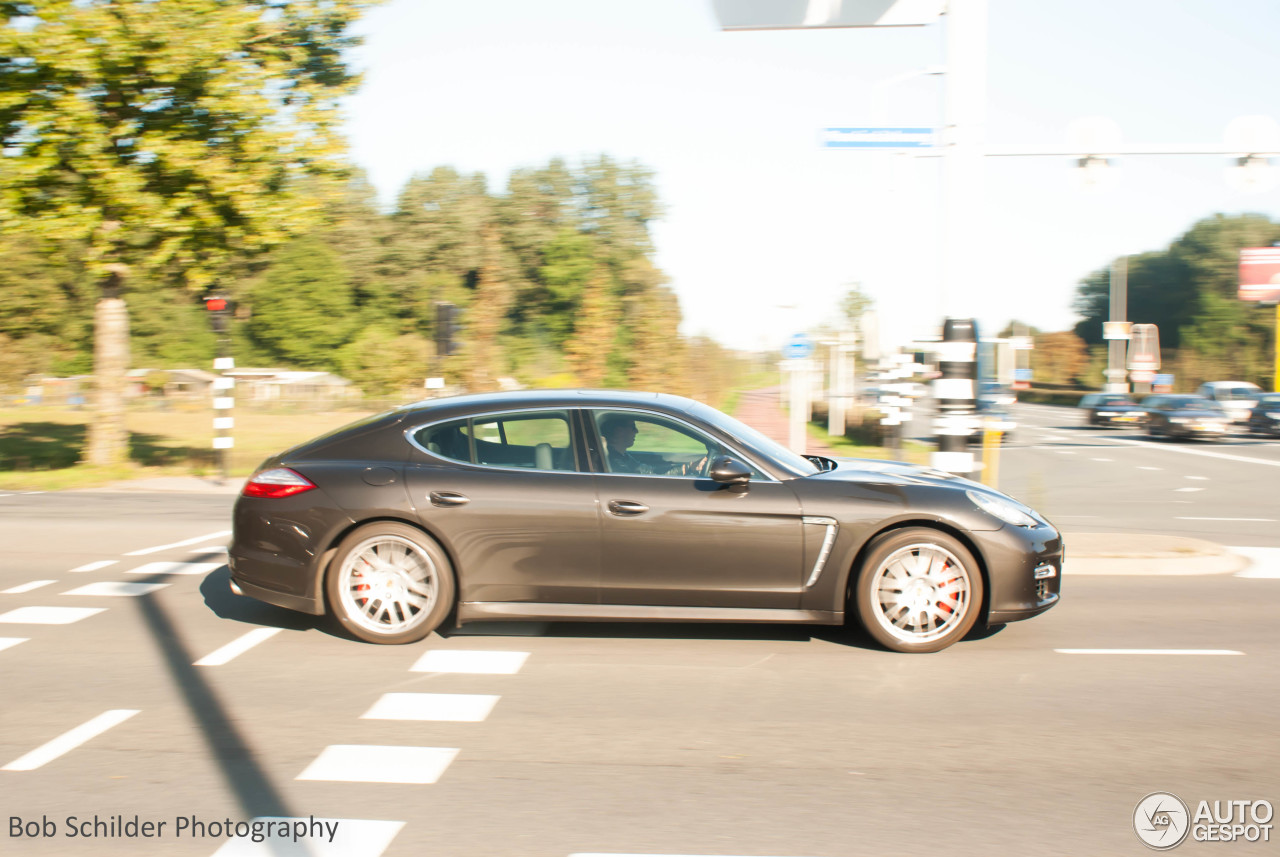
(1169, 417, 1189, 424)
(1268, 412, 1280, 420)
(966, 490, 1038, 528)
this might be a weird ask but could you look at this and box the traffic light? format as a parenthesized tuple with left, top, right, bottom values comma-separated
(204, 295, 233, 334)
(435, 301, 459, 356)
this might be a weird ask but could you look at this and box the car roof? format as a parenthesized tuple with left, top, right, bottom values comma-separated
(395, 389, 698, 421)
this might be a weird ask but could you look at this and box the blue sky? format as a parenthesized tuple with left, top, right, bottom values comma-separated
(344, 0, 1280, 352)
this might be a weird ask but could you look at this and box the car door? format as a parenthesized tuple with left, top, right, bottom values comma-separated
(403, 408, 600, 606)
(587, 408, 806, 610)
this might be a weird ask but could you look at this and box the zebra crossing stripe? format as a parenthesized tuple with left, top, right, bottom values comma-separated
(210, 817, 404, 856)
(296, 745, 458, 784)
(127, 561, 223, 576)
(361, 693, 499, 722)
(62, 582, 169, 597)
(410, 649, 529, 674)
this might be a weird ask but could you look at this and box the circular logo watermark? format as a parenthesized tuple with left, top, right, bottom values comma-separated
(1135, 792, 1191, 850)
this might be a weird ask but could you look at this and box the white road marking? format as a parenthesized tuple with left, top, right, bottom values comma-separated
(127, 561, 222, 576)
(410, 649, 529, 675)
(2, 580, 56, 594)
(1106, 437, 1280, 467)
(190, 546, 227, 555)
(296, 745, 458, 784)
(62, 581, 169, 597)
(195, 628, 283, 666)
(361, 693, 499, 722)
(0, 637, 29, 653)
(1091, 457, 1112, 462)
(1052, 449, 1076, 454)
(124, 530, 231, 556)
(1138, 466, 1162, 471)
(1055, 649, 1243, 656)
(2, 709, 139, 771)
(0, 606, 106, 624)
(211, 817, 404, 857)
(1179, 517, 1275, 522)
(1174, 487, 1203, 493)
(1230, 546, 1280, 579)
(1185, 475, 1209, 480)
(570, 854, 824, 857)
(70, 560, 118, 573)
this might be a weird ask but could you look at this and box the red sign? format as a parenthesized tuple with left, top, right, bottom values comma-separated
(1240, 247, 1280, 302)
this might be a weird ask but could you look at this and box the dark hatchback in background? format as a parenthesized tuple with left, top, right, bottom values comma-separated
(228, 390, 1062, 653)
(1246, 393, 1280, 437)
(1141, 394, 1231, 440)
(1078, 392, 1145, 427)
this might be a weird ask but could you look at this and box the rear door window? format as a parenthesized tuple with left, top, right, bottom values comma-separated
(412, 410, 579, 472)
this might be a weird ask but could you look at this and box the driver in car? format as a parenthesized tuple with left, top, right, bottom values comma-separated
(600, 415, 707, 476)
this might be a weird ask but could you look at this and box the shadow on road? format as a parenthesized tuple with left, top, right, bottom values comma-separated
(133, 571, 295, 825)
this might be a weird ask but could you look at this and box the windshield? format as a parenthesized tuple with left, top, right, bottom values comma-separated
(688, 402, 819, 477)
(1222, 386, 1260, 401)
(1167, 397, 1223, 411)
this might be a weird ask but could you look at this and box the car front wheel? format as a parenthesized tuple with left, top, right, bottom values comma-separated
(326, 522, 456, 644)
(855, 528, 984, 653)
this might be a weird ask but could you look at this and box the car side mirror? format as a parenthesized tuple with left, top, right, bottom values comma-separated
(708, 455, 751, 489)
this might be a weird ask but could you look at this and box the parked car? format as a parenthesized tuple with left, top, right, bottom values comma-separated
(1078, 392, 1145, 427)
(978, 381, 1017, 407)
(1141, 394, 1231, 440)
(229, 390, 1062, 654)
(1246, 393, 1280, 437)
(1195, 381, 1262, 424)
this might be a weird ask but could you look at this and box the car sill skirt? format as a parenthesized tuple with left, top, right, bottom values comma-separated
(458, 602, 843, 626)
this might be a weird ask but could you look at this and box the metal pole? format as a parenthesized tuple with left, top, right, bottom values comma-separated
(788, 360, 807, 454)
(1105, 256, 1129, 393)
(932, 317, 978, 474)
(1274, 302, 1280, 393)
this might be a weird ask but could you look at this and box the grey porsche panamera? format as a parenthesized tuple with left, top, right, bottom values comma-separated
(228, 390, 1062, 653)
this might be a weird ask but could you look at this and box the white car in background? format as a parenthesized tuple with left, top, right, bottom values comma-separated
(1195, 381, 1262, 424)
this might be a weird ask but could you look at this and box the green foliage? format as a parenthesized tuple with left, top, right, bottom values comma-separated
(0, 0, 376, 289)
(1074, 214, 1280, 350)
(246, 237, 355, 369)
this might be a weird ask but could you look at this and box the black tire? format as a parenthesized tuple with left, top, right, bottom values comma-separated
(325, 522, 456, 645)
(854, 528, 984, 654)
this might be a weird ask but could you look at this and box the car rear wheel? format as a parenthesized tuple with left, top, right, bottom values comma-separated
(855, 528, 983, 653)
(326, 523, 455, 644)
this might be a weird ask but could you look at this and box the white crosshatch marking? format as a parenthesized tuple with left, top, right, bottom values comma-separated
(210, 817, 404, 856)
(2, 580, 56, 594)
(410, 649, 529, 674)
(361, 693, 499, 722)
(63, 581, 169, 597)
(125, 530, 231, 556)
(2, 709, 139, 771)
(0, 606, 106, 624)
(1231, 546, 1280, 579)
(0, 637, 29, 652)
(296, 745, 458, 784)
(195, 628, 282, 666)
(70, 560, 118, 573)
(127, 561, 222, 576)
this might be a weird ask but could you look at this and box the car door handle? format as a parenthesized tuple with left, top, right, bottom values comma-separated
(607, 500, 649, 516)
(429, 491, 470, 508)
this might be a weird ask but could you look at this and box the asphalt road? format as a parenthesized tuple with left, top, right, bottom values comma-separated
(1, 447, 1278, 857)
(992, 402, 1280, 547)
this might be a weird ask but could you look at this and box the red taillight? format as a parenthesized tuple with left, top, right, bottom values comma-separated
(242, 467, 317, 499)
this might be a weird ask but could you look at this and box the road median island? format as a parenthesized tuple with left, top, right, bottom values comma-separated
(1065, 531, 1249, 576)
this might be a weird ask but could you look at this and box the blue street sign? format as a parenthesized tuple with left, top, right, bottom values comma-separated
(822, 127, 937, 148)
(783, 333, 815, 360)
(1154, 373, 1174, 387)
(1014, 368, 1033, 382)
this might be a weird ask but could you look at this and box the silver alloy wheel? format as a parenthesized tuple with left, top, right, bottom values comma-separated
(869, 542, 972, 645)
(336, 534, 438, 636)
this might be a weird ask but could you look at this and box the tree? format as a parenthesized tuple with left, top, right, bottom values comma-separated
(839, 283, 875, 332)
(246, 237, 356, 369)
(1, 0, 375, 464)
(1030, 331, 1089, 387)
(460, 227, 514, 392)
(565, 269, 619, 387)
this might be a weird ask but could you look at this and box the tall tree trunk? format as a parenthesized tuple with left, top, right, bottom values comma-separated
(87, 288, 130, 466)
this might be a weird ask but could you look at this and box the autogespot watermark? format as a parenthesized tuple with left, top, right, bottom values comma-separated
(1134, 792, 1274, 850)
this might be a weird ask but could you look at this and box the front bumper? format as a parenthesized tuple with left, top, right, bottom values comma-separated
(981, 523, 1063, 625)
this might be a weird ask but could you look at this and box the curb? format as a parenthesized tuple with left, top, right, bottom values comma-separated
(1065, 532, 1249, 576)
